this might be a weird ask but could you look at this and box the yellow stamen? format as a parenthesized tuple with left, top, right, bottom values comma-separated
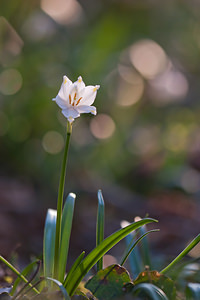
(64, 78, 67, 84)
(76, 97, 83, 106)
(74, 93, 77, 100)
(93, 87, 97, 92)
(69, 94, 72, 104)
(78, 77, 82, 83)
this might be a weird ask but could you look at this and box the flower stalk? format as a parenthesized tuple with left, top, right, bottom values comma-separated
(52, 75, 100, 279)
(54, 121, 72, 278)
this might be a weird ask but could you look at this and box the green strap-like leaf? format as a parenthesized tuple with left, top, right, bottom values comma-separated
(120, 229, 159, 266)
(58, 193, 76, 282)
(161, 234, 200, 275)
(0, 255, 39, 295)
(63, 251, 85, 288)
(43, 209, 57, 279)
(11, 260, 39, 295)
(96, 190, 105, 271)
(65, 218, 157, 296)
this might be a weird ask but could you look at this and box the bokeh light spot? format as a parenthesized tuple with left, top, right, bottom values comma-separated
(0, 69, 23, 95)
(130, 39, 168, 79)
(149, 69, 188, 105)
(41, 0, 83, 25)
(117, 65, 144, 106)
(189, 244, 200, 258)
(181, 168, 200, 194)
(120, 220, 130, 228)
(42, 131, 64, 154)
(22, 12, 56, 41)
(128, 126, 160, 155)
(103, 255, 117, 268)
(90, 114, 115, 139)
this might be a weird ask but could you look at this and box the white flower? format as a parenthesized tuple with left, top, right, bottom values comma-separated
(53, 75, 100, 123)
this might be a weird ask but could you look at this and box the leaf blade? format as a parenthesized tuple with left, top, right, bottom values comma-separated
(0, 255, 39, 295)
(66, 218, 157, 296)
(120, 229, 159, 266)
(161, 234, 200, 275)
(63, 251, 85, 288)
(58, 193, 76, 282)
(11, 260, 39, 295)
(43, 209, 57, 279)
(96, 190, 105, 271)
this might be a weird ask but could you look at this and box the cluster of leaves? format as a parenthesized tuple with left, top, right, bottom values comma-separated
(0, 191, 200, 300)
(1, 266, 200, 300)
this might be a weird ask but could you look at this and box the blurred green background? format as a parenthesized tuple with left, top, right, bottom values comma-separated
(1, 0, 200, 261)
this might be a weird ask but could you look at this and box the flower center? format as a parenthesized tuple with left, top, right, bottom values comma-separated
(76, 97, 83, 106)
(69, 94, 82, 106)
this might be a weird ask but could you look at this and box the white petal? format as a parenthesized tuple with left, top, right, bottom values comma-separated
(80, 85, 100, 106)
(75, 76, 86, 92)
(61, 107, 80, 122)
(68, 77, 86, 103)
(63, 75, 72, 86)
(76, 105, 97, 115)
(58, 75, 72, 100)
(68, 83, 77, 100)
(53, 95, 69, 109)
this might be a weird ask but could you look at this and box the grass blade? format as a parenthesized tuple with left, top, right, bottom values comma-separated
(58, 193, 76, 282)
(133, 283, 168, 300)
(43, 209, 57, 279)
(120, 229, 159, 267)
(11, 260, 39, 295)
(96, 190, 105, 271)
(161, 234, 200, 275)
(63, 251, 85, 288)
(0, 255, 39, 294)
(12, 261, 41, 300)
(65, 218, 157, 296)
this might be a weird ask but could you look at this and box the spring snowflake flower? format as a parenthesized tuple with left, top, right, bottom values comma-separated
(53, 75, 100, 123)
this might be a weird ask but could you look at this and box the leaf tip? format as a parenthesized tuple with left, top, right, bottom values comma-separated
(68, 192, 76, 199)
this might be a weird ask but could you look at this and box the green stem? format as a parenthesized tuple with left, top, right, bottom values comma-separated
(54, 121, 72, 279)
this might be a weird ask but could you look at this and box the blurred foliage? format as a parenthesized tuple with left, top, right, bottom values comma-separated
(1, 0, 200, 201)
